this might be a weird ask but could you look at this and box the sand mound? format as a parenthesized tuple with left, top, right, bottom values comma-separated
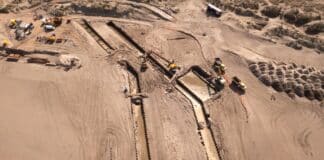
(259, 74, 272, 86)
(58, 54, 81, 69)
(250, 61, 323, 101)
(295, 85, 305, 97)
(261, 6, 281, 18)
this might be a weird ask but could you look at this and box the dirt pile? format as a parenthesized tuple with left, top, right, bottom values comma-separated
(305, 21, 324, 34)
(207, 0, 323, 53)
(261, 5, 281, 18)
(249, 61, 324, 101)
(266, 26, 324, 53)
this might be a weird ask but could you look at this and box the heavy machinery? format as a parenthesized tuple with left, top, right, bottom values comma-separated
(42, 17, 62, 27)
(139, 55, 148, 72)
(46, 34, 56, 44)
(167, 60, 180, 74)
(8, 19, 22, 29)
(147, 50, 180, 74)
(211, 76, 226, 90)
(36, 34, 68, 44)
(11, 20, 34, 40)
(2, 39, 10, 48)
(232, 76, 247, 92)
(212, 57, 226, 75)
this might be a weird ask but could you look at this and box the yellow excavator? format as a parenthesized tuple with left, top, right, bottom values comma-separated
(46, 34, 56, 44)
(167, 60, 179, 73)
(9, 19, 18, 28)
(2, 39, 10, 48)
(147, 51, 180, 74)
(9, 19, 23, 29)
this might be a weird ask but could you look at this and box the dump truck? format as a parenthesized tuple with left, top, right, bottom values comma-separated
(232, 76, 247, 92)
(212, 57, 226, 75)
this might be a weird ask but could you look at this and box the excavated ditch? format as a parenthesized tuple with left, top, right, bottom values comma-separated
(118, 60, 151, 160)
(79, 19, 115, 52)
(105, 21, 222, 160)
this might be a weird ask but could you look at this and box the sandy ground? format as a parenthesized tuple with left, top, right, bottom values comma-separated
(0, 0, 323, 160)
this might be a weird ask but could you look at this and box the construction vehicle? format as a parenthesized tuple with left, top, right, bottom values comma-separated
(9, 19, 22, 29)
(140, 61, 148, 72)
(139, 55, 148, 72)
(20, 22, 34, 35)
(2, 39, 10, 48)
(46, 34, 56, 44)
(212, 57, 226, 75)
(212, 76, 226, 90)
(10, 19, 34, 40)
(167, 60, 179, 74)
(41, 17, 62, 27)
(126, 93, 148, 105)
(44, 25, 56, 32)
(36, 34, 67, 44)
(15, 29, 25, 40)
(146, 50, 180, 74)
(231, 76, 247, 92)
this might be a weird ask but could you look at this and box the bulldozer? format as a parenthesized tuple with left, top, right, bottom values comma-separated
(212, 58, 226, 75)
(231, 76, 247, 92)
